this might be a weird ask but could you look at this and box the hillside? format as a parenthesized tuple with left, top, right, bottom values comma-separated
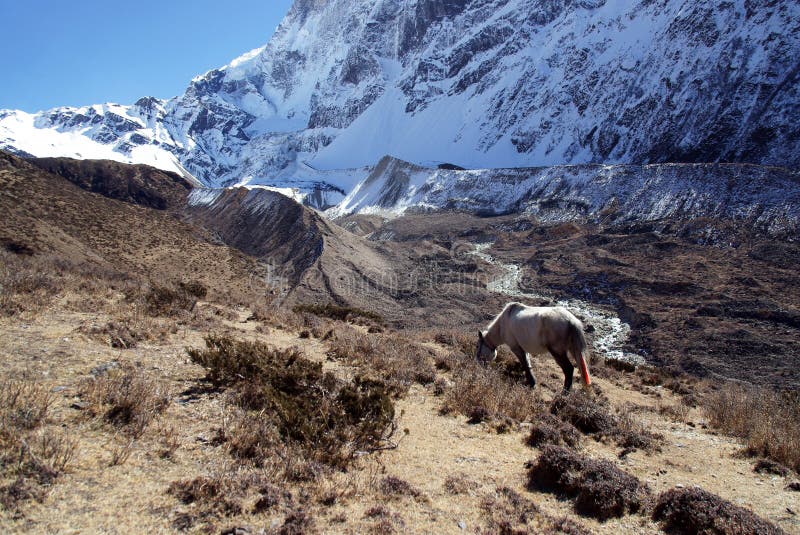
(1, 152, 799, 533)
(1, 253, 798, 534)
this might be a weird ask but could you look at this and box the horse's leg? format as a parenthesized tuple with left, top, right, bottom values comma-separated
(548, 346, 574, 392)
(510, 345, 536, 388)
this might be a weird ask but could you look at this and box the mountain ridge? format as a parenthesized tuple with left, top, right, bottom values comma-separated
(1, 0, 798, 206)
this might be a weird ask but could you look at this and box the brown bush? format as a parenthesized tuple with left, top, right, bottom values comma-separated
(429, 329, 475, 358)
(80, 320, 145, 349)
(443, 473, 478, 495)
(0, 252, 61, 316)
(188, 335, 395, 469)
(143, 284, 196, 316)
(0, 380, 53, 434)
(480, 486, 541, 533)
(278, 508, 317, 535)
(528, 445, 651, 520)
(703, 384, 800, 472)
(550, 389, 617, 435)
(653, 487, 785, 535)
(753, 458, 790, 477)
(614, 410, 662, 452)
(293, 303, 384, 325)
(478, 484, 594, 534)
(248, 302, 306, 331)
(80, 362, 170, 437)
(527, 414, 582, 449)
(379, 476, 421, 499)
(167, 476, 242, 529)
(178, 280, 207, 299)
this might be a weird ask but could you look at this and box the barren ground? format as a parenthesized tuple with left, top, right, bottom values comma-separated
(1, 293, 797, 534)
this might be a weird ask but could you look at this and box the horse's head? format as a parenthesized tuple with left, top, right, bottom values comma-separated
(476, 331, 497, 364)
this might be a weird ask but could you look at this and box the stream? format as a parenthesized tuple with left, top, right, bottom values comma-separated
(470, 243, 643, 365)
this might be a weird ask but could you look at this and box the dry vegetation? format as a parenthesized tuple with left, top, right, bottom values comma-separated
(1, 246, 799, 533)
(702, 383, 800, 473)
(528, 445, 652, 520)
(653, 487, 787, 535)
(0, 380, 76, 513)
(79, 362, 171, 439)
(188, 334, 396, 470)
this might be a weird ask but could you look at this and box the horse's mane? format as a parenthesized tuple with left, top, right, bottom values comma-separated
(487, 302, 524, 334)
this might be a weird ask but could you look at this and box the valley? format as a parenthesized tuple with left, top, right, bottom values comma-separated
(1, 151, 799, 533)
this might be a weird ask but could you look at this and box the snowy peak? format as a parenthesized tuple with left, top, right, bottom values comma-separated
(1, 0, 799, 205)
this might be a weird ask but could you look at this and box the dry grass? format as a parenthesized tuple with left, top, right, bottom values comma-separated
(327, 324, 438, 393)
(79, 362, 171, 438)
(0, 380, 76, 512)
(653, 486, 786, 535)
(0, 251, 141, 318)
(440, 355, 546, 424)
(702, 383, 800, 472)
(426, 328, 476, 358)
(528, 445, 651, 520)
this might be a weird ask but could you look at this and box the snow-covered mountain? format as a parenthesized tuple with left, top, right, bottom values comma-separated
(2, 0, 799, 208)
(327, 156, 800, 238)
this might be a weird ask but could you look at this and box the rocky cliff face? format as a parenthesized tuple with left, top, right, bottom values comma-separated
(329, 156, 800, 239)
(1, 0, 798, 204)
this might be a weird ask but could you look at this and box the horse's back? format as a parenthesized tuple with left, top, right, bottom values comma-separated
(504, 304, 581, 352)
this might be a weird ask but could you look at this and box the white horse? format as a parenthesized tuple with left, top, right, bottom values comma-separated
(476, 302, 592, 391)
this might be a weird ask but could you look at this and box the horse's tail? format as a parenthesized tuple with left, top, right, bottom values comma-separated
(567, 321, 592, 386)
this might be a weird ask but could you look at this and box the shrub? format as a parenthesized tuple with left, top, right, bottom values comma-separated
(167, 476, 242, 529)
(188, 335, 313, 387)
(379, 476, 421, 499)
(753, 458, 790, 477)
(528, 445, 651, 520)
(293, 303, 384, 325)
(80, 362, 170, 437)
(327, 324, 437, 394)
(527, 414, 582, 449)
(0, 380, 53, 433)
(143, 284, 196, 316)
(278, 508, 317, 535)
(178, 280, 207, 299)
(614, 410, 662, 452)
(430, 329, 475, 358)
(653, 487, 785, 535)
(188, 335, 395, 468)
(703, 384, 800, 472)
(550, 390, 617, 435)
(443, 473, 478, 495)
(80, 320, 144, 349)
(480, 486, 541, 533)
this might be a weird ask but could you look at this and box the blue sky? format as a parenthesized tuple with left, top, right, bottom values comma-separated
(0, 0, 294, 112)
